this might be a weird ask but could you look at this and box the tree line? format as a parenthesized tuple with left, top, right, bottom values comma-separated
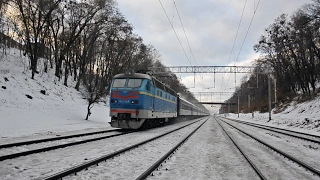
(222, 0, 320, 114)
(0, 0, 204, 119)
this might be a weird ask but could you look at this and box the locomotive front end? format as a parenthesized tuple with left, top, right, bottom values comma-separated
(109, 71, 152, 129)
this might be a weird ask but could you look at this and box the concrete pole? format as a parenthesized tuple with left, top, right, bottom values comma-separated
(248, 94, 250, 110)
(274, 78, 277, 108)
(268, 73, 272, 121)
(238, 95, 240, 118)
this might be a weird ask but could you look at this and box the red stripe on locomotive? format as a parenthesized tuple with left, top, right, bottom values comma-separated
(111, 91, 140, 100)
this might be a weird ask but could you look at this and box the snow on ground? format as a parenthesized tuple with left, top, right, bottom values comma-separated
(0, 47, 320, 139)
(0, 48, 111, 139)
(226, 96, 320, 135)
(1, 47, 320, 180)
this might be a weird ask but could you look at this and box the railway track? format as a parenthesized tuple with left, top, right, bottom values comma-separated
(221, 117, 320, 144)
(44, 117, 208, 180)
(0, 129, 120, 149)
(4, 116, 316, 179)
(215, 116, 320, 179)
(136, 118, 208, 179)
(0, 129, 131, 161)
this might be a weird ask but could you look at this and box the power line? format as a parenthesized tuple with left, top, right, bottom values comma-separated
(172, 0, 205, 89)
(235, 0, 261, 64)
(228, 0, 248, 66)
(222, 0, 261, 91)
(159, 0, 204, 89)
(221, 0, 248, 91)
(173, 0, 197, 66)
(158, 0, 192, 66)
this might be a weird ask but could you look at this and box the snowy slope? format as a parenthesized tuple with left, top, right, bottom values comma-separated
(0, 48, 111, 138)
(0, 47, 320, 139)
(227, 97, 320, 135)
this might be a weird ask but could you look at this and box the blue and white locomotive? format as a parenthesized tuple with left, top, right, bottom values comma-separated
(109, 70, 209, 129)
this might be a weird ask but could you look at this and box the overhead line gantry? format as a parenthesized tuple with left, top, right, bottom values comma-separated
(192, 92, 234, 96)
(149, 66, 268, 74)
(149, 65, 274, 121)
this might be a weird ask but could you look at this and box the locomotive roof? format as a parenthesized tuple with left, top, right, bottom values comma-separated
(114, 72, 152, 80)
(113, 71, 177, 96)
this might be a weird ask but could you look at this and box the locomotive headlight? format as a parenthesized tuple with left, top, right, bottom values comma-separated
(131, 100, 139, 104)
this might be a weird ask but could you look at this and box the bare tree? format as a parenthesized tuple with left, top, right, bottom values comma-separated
(0, 0, 8, 57)
(254, 2, 320, 98)
(9, 0, 60, 79)
(223, 0, 320, 113)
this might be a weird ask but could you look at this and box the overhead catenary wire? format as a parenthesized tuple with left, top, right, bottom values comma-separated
(222, 0, 261, 92)
(172, 0, 205, 89)
(235, 0, 261, 64)
(228, 0, 248, 66)
(159, 0, 204, 89)
(221, 0, 248, 91)
(158, 0, 192, 66)
(173, 0, 197, 66)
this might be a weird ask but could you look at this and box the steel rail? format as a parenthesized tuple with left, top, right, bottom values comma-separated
(0, 131, 131, 161)
(215, 117, 266, 180)
(0, 129, 120, 149)
(135, 117, 209, 180)
(221, 117, 320, 144)
(43, 118, 205, 180)
(219, 118, 320, 177)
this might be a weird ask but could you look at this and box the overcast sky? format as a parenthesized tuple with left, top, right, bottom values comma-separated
(115, 0, 312, 107)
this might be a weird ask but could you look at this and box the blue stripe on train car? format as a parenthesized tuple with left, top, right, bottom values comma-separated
(141, 93, 153, 110)
(154, 97, 177, 113)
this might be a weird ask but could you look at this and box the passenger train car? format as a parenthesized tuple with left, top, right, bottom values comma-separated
(109, 70, 209, 129)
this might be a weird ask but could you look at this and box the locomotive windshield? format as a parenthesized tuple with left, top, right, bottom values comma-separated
(112, 79, 126, 88)
(112, 78, 142, 88)
(127, 79, 142, 88)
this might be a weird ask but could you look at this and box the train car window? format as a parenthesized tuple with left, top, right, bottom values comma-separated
(112, 79, 126, 88)
(128, 79, 142, 88)
(146, 81, 151, 91)
(153, 78, 165, 91)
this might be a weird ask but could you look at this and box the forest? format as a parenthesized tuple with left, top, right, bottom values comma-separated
(0, 0, 319, 116)
(0, 0, 202, 119)
(223, 0, 320, 114)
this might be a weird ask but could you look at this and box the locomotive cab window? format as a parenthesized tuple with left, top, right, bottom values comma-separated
(127, 79, 142, 88)
(146, 81, 151, 91)
(112, 79, 126, 88)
